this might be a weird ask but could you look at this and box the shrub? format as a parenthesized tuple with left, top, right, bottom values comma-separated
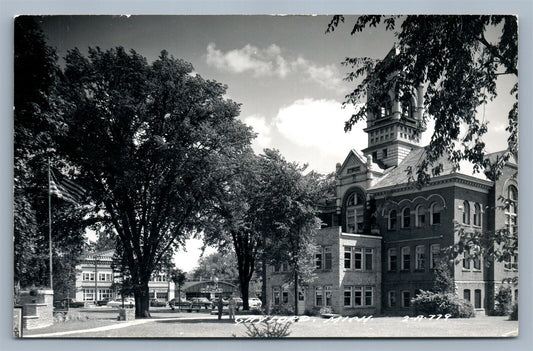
(241, 317, 292, 338)
(319, 306, 333, 315)
(509, 302, 518, 320)
(270, 305, 294, 316)
(412, 290, 475, 318)
(494, 286, 513, 316)
(304, 307, 321, 316)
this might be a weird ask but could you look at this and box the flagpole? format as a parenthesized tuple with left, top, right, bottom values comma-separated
(47, 154, 53, 290)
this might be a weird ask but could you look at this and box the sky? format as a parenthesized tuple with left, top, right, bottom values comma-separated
(38, 15, 516, 272)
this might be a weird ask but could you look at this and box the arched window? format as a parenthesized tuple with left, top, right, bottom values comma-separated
(462, 201, 470, 225)
(473, 203, 482, 227)
(388, 210, 397, 230)
(346, 192, 364, 233)
(402, 207, 411, 228)
(401, 101, 412, 118)
(415, 205, 425, 227)
(430, 203, 442, 225)
(506, 185, 518, 236)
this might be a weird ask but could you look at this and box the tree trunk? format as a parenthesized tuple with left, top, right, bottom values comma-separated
(261, 255, 269, 314)
(135, 280, 151, 318)
(294, 270, 298, 316)
(240, 275, 250, 310)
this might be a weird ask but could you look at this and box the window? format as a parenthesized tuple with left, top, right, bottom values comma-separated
(462, 201, 471, 225)
(382, 148, 388, 158)
(372, 151, 378, 161)
(354, 287, 362, 306)
(324, 247, 332, 270)
(346, 193, 364, 233)
(344, 246, 352, 269)
(430, 244, 441, 269)
(98, 289, 113, 301)
(273, 287, 280, 305)
(282, 291, 289, 304)
(388, 248, 397, 271)
(505, 252, 518, 270)
(364, 248, 373, 271)
(463, 289, 471, 302)
(473, 255, 481, 270)
(415, 245, 426, 271)
(474, 289, 482, 309)
(402, 291, 411, 308)
(473, 203, 482, 227)
(463, 248, 471, 270)
(83, 288, 95, 301)
(315, 287, 323, 306)
(99, 273, 112, 281)
(325, 286, 332, 306)
(354, 248, 362, 270)
(402, 208, 411, 228)
(388, 291, 397, 307)
(514, 289, 518, 302)
(364, 286, 373, 306)
(273, 264, 281, 273)
(281, 262, 289, 272)
(344, 287, 352, 307)
(506, 185, 518, 236)
(415, 205, 425, 227)
(430, 203, 442, 225)
(315, 250, 323, 270)
(389, 210, 397, 230)
(401, 246, 411, 271)
(83, 272, 95, 281)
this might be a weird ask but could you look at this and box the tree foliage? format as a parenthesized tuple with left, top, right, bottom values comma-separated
(57, 47, 253, 317)
(14, 17, 87, 291)
(190, 252, 239, 282)
(327, 15, 518, 181)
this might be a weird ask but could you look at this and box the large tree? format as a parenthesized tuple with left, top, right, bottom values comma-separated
(14, 17, 87, 292)
(57, 47, 253, 317)
(327, 15, 518, 181)
(190, 252, 239, 282)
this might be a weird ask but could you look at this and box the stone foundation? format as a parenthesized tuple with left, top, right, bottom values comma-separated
(18, 289, 54, 330)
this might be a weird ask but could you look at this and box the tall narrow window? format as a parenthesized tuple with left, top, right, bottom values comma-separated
(315, 249, 323, 270)
(325, 286, 332, 306)
(364, 286, 373, 306)
(346, 192, 364, 233)
(389, 210, 397, 230)
(463, 289, 471, 302)
(365, 248, 373, 271)
(430, 244, 441, 269)
(415, 205, 425, 227)
(463, 248, 471, 270)
(344, 246, 352, 269)
(273, 287, 280, 305)
(415, 245, 426, 270)
(354, 248, 362, 270)
(282, 291, 289, 304)
(354, 287, 362, 306)
(474, 289, 482, 309)
(401, 247, 411, 271)
(462, 201, 471, 225)
(402, 208, 411, 228)
(506, 185, 518, 236)
(402, 291, 411, 308)
(430, 203, 442, 225)
(473, 203, 482, 227)
(315, 287, 323, 306)
(343, 287, 352, 307)
(388, 248, 397, 271)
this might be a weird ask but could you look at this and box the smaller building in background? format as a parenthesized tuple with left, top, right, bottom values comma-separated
(74, 249, 175, 303)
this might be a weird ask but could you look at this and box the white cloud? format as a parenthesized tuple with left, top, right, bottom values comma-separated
(274, 98, 367, 170)
(206, 43, 288, 78)
(205, 43, 343, 90)
(242, 114, 273, 152)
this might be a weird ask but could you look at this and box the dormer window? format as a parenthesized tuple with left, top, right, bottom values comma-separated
(346, 192, 365, 233)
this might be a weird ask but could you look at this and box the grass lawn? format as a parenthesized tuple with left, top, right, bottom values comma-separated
(24, 311, 518, 338)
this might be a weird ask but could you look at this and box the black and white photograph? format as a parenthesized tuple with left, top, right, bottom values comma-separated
(12, 14, 520, 338)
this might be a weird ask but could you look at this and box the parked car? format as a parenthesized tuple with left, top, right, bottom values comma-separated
(96, 300, 109, 306)
(248, 298, 262, 309)
(107, 297, 135, 308)
(233, 297, 243, 310)
(150, 299, 167, 307)
(190, 297, 213, 309)
(53, 298, 85, 309)
(169, 298, 191, 310)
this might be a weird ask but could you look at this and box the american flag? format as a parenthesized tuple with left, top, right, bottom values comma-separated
(50, 170, 86, 204)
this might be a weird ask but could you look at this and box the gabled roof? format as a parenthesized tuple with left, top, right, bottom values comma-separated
(369, 147, 493, 190)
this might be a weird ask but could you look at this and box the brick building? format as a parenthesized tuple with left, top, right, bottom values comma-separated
(75, 249, 175, 303)
(266, 48, 518, 316)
